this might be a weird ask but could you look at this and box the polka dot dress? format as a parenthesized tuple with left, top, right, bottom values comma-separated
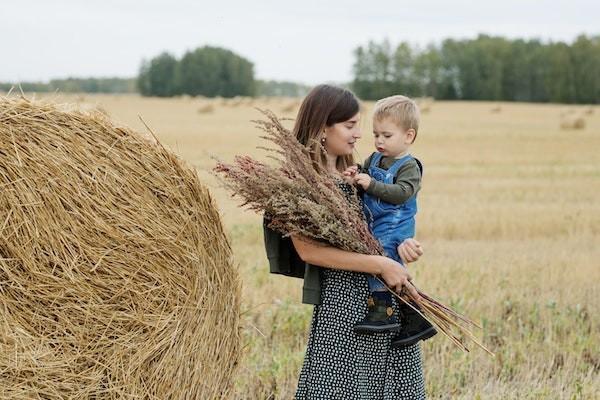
(295, 182, 426, 400)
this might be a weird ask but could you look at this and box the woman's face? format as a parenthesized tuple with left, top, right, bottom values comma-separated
(323, 112, 361, 156)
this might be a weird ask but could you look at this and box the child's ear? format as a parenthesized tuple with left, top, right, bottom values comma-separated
(406, 129, 416, 143)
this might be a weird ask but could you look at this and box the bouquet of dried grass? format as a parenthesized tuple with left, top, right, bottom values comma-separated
(214, 109, 493, 355)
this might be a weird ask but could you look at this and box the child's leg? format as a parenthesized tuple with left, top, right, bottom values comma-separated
(381, 239, 438, 347)
(367, 275, 387, 292)
(367, 239, 404, 292)
(355, 249, 402, 334)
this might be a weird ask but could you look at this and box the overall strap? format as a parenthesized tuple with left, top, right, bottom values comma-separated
(368, 152, 383, 169)
(386, 154, 414, 177)
(415, 157, 423, 176)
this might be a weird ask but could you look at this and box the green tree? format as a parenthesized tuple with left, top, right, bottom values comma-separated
(571, 35, 600, 104)
(137, 52, 178, 97)
(176, 46, 254, 97)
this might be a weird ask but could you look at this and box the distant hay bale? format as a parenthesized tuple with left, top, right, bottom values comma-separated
(491, 104, 502, 113)
(0, 96, 241, 399)
(213, 96, 226, 106)
(560, 115, 586, 130)
(226, 97, 243, 107)
(281, 101, 298, 113)
(197, 103, 215, 114)
(416, 97, 433, 114)
(584, 106, 594, 115)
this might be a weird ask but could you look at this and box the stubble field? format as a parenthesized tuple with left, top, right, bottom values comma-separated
(35, 93, 600, 399)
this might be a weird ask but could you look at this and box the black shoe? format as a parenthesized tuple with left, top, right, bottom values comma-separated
(391, 302, 437, 348)
(354, 292, 402, 334)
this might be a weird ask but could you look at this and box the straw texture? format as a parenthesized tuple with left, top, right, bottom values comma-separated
(0, 96, 241, 399)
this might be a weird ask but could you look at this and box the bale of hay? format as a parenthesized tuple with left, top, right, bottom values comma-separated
(226, 96, 244, 107)
(0, 96, 241, 399)
(584, 106, 594, 115)
(280, 101, 298, 113)
(197, 103, 215, 114)
(560, 115, 586, 130)
(491, 104, 502, 113)
(415, 97, 432, 114)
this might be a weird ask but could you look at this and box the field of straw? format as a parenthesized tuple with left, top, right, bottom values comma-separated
(23, 93, 600, 399)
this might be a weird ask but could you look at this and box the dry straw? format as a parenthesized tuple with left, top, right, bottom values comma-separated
(560, 114, 586, 130)
(214, 109, 494, 356)
(197, 103, 215, 114)
(0, 95, 241, 399)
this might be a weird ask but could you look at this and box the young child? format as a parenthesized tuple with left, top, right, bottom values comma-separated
(345, 95, 437, 348)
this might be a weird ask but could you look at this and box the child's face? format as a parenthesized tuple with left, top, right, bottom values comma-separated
(372, 117, 415, 157)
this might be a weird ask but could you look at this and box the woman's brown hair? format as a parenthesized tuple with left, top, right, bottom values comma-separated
(292, 84, 360, 173)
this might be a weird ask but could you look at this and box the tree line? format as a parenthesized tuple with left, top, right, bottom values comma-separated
(0, 78, 137, 94)
(352, 34, 599, 104)
(3, 36, 597, 103)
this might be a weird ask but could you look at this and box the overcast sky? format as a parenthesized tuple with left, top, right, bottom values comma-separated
(3, 0, 598, 85)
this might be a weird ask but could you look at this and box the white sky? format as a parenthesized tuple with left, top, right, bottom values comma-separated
(3, 0, 599, 85)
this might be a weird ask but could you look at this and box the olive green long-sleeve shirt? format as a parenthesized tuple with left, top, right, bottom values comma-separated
(263, 215, 322, 305)
(361, 153, 422, 205)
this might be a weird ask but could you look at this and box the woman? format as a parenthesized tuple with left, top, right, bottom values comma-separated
(264, 84, 426, 399)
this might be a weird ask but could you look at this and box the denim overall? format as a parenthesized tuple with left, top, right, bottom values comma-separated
(363, 153, 419, 291)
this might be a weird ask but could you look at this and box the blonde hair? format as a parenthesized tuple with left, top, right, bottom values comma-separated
(373, 95, 420, 142)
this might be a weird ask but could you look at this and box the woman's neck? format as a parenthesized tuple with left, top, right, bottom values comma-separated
(326, 153, 339, 174)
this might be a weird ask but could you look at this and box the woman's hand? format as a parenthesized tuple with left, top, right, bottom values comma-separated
(342, 165, 358, 185)
(397, 238, 423, 264)
(376, 256, 421, 301)
(343, 165, 359, 177)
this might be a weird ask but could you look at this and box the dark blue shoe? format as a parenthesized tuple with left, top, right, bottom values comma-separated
(354, 292, 402, 334)
(391, 302, 437, 347)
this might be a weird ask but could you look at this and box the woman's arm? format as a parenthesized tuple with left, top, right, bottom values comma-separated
(291, 234, 421, 300)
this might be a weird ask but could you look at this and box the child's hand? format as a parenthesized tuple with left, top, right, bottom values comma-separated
(354, 173, 371, 190)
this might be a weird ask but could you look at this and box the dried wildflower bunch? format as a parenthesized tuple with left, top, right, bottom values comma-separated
(214, 109, 493, 355)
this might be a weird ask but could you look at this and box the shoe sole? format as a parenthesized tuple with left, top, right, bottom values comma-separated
(353, 323, 402, 334)
(390, 327, 438, 348)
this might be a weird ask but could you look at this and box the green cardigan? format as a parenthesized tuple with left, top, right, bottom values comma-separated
(263, 216, 322, 305)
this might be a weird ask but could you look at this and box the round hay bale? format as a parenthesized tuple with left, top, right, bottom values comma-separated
(197, 103, 215, 114)
(0, 96, 241, 399)
(280, 101, 298, 113)
(491, 104, 502, 113)
(227, 96, 243, 107)
(560, 115, 586, 130)
(584, 106, 594, 115)
(415, 97, 432, 114)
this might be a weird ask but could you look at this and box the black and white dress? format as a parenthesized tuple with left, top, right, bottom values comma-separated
(295, 182, 426, 400)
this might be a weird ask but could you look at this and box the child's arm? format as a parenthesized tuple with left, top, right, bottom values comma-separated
(357, 159, 421, 205)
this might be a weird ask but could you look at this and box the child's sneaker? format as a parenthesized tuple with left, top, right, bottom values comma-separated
(354, 291, 401, 334)
(391, 302, 437, 348)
